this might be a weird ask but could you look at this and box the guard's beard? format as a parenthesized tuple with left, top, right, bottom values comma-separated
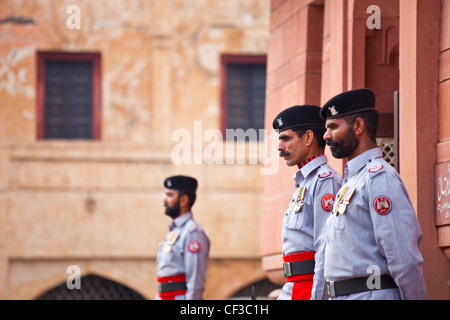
(165, 200, 181, 219)
(326, 129, 359, 159)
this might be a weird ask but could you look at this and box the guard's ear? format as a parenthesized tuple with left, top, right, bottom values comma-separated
(353, 117, 365, 136)
(179, 193, 189, 207)
(303, 129, 314, 147)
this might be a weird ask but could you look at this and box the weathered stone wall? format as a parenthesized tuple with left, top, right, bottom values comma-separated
(0, 0, 270, 299)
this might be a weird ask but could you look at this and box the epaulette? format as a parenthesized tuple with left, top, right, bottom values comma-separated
(186, 220, 199, 233)
(317, 170, 332, 179)
(367, 161, 385, 176)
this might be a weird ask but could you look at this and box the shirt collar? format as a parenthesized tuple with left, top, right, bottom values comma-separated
(294, 153, 328, 180)
(297, 152, 325, 170)
(169, 211, 192, 230)
(345, 147, 383, 177)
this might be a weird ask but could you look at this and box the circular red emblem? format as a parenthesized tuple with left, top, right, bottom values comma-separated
(318, 171, 332, 178)
(373, 195, 392, 215)
(321, 193, 335, 212)
(187, 240, 201, 253)
(368, 164, 384, 173)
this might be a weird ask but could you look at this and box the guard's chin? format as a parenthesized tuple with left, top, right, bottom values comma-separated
(285, 159, 297, 167)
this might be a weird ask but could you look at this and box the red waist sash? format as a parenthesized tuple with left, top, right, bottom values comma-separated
(157, 274, 187, 300)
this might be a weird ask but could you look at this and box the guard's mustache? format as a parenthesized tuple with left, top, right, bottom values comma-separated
(279, 150, 291, 157)
(326, 140, 338, 147)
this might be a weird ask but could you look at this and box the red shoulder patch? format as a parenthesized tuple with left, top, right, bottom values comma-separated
(373, 195, 392, 215)
(187, 240, 201, 253)
(321, 193, 335, 212)
(318, 171, 332, 178)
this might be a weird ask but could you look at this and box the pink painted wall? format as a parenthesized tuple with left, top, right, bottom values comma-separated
(262, 0, 450, 299)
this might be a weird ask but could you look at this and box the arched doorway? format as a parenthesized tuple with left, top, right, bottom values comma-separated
(35, 274, 146, 300)
(228, 278, 279, 300)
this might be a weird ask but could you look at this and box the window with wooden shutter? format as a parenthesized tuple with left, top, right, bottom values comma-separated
(37, 52, 101, 140)
(221, 55, 267, 138)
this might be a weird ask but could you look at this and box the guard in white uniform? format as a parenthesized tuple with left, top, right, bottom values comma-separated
(156, 175, 210, 300)
(320, 88, 427, 300)
(273, 105, 342, 300)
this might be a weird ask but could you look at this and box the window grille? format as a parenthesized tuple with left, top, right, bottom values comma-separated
(36, 274, 145, 300)
(377, 137, 396, 168)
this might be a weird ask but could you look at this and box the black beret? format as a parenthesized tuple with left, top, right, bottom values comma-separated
(320, 88, 376, 120)
(272, 105, 324, 133)
(164, 175, 197, 191)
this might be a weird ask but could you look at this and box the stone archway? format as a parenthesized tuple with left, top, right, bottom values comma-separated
(35, 274, 146, 300)
(227, 277, 279, 300)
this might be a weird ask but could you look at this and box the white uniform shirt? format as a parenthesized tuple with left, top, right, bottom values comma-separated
(157, 212, 210, 300)
(279, 154, 342, 300)
(324, 148, 427, 300)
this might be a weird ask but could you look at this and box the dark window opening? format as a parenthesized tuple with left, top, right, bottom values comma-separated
(37, 52, 101, 140)
(221, 55, 267, 140)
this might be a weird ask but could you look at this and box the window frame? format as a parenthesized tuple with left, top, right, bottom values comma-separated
(36, 52, 102, 140)
(220, 54, 267, 136)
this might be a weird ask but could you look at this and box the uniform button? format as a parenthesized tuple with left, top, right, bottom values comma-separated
(296, 184, 299, 187)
